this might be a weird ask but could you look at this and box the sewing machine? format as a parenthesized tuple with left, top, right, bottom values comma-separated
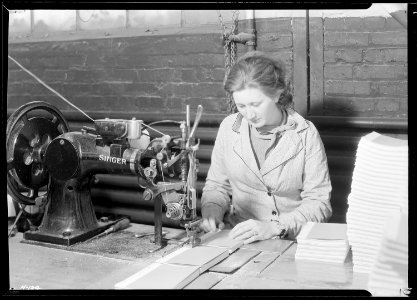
(6, 101, 202, 247)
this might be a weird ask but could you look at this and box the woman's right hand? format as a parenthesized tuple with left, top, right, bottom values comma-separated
(199, 204, 225, 233)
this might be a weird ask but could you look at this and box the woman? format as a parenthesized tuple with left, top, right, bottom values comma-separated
(199, 51, 332, 244)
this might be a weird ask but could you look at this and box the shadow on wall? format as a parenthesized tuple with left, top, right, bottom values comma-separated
(306, 97, 407, 224)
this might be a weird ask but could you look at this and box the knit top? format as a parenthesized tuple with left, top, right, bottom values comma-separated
(249, 109, 289, 169)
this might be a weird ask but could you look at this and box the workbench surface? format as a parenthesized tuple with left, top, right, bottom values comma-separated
(7, 223, 370, 294)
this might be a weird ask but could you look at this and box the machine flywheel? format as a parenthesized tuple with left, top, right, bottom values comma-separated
(6, 101, 70, 205)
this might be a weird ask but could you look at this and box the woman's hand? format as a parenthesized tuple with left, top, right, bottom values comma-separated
(229, 219, 277, 244)
(199, 204, 225, 233)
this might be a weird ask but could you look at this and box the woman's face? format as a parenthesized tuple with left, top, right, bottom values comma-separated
(233, 87, 283, 129)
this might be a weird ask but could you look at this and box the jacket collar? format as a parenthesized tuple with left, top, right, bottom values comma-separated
(232, 108, 309, 134)
(232, 108, 307, 178)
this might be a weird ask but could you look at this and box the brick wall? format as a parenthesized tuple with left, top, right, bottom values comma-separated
(7, 33, 230, 115)
(7, 16, 407, 119)
(6, 18, 298, 118)
(323, 17, 407, 117)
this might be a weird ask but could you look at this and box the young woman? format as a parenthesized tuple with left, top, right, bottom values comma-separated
(199, 51, 332, 244)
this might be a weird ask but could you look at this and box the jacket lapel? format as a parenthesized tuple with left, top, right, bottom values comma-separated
(231, 109, 309, 180)
(260, 130, 303, 176)
(260, 110, 308, 176)
(233, 118, 264, 184)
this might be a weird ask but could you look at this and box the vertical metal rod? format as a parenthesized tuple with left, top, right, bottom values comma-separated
(182, 105, 190, 184)
(30, 10, 34, 33)
(246, 10, 256, 51)
(186, 104, 190, 138)
(126, 10, 130, 28)
(153, 195, 163, 246)
(306, 9, 311, 114)
(75, 10, 80, 31)
(180, 10, 185, 28)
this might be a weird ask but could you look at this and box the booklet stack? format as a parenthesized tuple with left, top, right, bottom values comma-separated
(346, 131, 408, 273)
(367, 211, 408, 296)
(295, 222, 350, 264)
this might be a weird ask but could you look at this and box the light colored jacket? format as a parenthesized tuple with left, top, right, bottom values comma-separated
(201, 109, 332, 239)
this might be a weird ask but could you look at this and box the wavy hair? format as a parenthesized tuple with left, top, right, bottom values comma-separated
(224, 51, 293, 110)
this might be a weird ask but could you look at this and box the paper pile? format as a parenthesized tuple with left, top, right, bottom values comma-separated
(346, 131, 408, 273)
(367, 211, 408, 296)
(295, 222, 350, 264)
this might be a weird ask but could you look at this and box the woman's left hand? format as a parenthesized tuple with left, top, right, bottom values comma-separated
(229, 219, 276, 244)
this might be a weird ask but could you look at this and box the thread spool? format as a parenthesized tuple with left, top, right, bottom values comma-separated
(126, 118, 142, 139)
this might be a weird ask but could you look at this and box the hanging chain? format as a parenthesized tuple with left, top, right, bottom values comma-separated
(217, 10, 239, 114)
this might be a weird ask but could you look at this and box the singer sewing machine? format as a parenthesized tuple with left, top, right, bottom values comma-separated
(6, 101, 203, 247)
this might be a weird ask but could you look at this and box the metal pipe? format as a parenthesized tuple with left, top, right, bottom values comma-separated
(6, 109, 407, 130)
(180, 10, 185, 28)
(125, 10, 130, 29)
(307, 116, 408, 130)
(245, 10, 256, 51)
(91, 186, 203, 210)
(186, 104, 190, 137)
(75, 10, 80, 31)
(30, 10, 34, 33)
(93, 179, 351, 227)
(97, 202, 346, 227)
(91, 150, 355, 193)
(306, 9, 310, 112)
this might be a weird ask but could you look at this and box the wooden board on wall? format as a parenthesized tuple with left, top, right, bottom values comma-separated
(293, 17, 308, 117)
(309, 17, 324, 115)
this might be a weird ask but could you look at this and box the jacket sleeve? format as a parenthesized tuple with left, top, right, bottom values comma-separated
(278, 123, 333, 238)
(201, 119, 233, 217)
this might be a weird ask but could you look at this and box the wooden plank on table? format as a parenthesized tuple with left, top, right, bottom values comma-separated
(183, 272, 227, 289)
(209, 248, 261, 274)
(241, 238, 294, 254)
(281, 241, 297, 256)
(213, 243, 367, 291)
(87, 261, 151, 289)
(232, 241, 295, 277)
(235, 252, 281, 276)
(213, 272, 369, 291)
(114, 262, 200, 289)
(116, 244, 230, 289)
(212, 273, 320, 290)
(199, 229, 243, 254)
(157, 245, 229, 273)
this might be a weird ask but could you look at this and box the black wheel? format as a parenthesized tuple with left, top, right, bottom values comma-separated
(6, 101, 70, 205)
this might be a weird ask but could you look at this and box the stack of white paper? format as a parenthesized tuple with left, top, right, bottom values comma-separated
(367, 211, 408, 296)
(295, 222, 350, 264)
(346, 131, 408, 273)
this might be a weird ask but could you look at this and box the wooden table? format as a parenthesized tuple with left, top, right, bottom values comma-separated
(7, 223, 370, 295)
